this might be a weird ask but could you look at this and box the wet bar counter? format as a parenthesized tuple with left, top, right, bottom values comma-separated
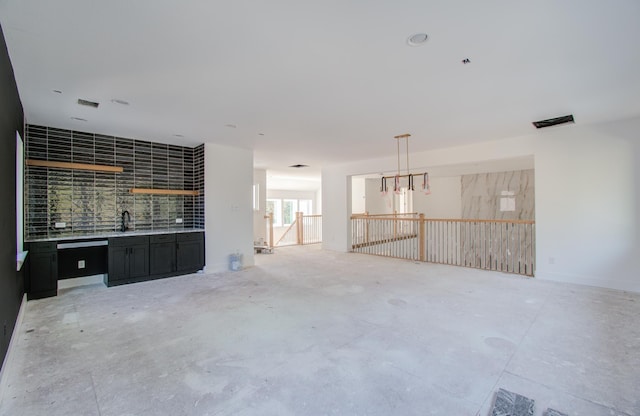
(25, 229, 205, 299)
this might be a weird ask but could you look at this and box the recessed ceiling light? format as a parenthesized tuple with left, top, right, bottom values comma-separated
(111, 99, 130, 106)
(258, 133, 265, 136)
(70, 117, 87, 122)
(173, 134, 184, 137)
(53, 90, 62, 94)
(289, 164, 309, 168)
(407, 33, 428, 46)
(225, 124, 237, 129)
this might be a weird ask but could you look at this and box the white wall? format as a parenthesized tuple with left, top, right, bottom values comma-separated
(351, 177, 365, 214)
(322, 117, 640, 292)
(253, 169, 267, 243)
(364, 178, 392, 214)
(412, 176, 462, 218)
(322, 166, 351, 251)
(534, 119, 639, 292)
(204, 143, 254, 272)
(266, 189, 318, 206)
(361, 176, 461, 217)
(316, 188, 323, 215)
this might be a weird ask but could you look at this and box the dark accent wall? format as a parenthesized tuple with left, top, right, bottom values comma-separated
(25, 125, 205, 240)
(0, 24, 24, 371)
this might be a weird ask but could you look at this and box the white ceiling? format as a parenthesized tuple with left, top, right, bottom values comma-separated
(2, 1, 640, 183)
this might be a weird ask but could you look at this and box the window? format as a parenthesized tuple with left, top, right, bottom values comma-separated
(16, 132, 24, 253)
(266, 199, 282, 226)
(267, 198, 313, 226)
(282, 199, 297, 225)
(253, 184, 260, 211)
(298, 199, 313, 215)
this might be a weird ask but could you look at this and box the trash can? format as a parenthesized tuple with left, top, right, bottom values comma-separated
(229, 253, 243, 271)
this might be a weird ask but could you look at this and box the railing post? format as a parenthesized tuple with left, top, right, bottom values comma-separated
(365, 212, 369, 244)
(296, 211, 303, 244)
(419, 214, 425, 262)
(393, 210, 398, 238)
(265, 213, 274, 248)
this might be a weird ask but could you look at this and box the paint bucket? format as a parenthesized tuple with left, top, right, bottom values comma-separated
(229, 253, 243, 271)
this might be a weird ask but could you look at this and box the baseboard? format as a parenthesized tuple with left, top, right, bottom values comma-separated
(0, 293, 27, 407)
(536, 270, 640, 293)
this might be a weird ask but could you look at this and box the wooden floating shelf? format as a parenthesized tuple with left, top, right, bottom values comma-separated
(129, 188, 200, 196)
(26, 159, 123, 173)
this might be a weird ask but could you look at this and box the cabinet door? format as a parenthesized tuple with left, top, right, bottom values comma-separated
(128, 244, 149, 278)
(176, 239, 204, 272)
(29, 251, 58, 296)
(150, 242, 176, 275)
(108, 246, 129, 281)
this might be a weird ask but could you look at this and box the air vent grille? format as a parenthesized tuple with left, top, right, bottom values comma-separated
(77, 99, 100, 108)
(532, 114, 574, 129)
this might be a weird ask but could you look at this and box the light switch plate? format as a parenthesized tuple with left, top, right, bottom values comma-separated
(78, 260, 85, 269)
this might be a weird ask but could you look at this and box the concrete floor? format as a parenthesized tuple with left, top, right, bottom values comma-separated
(1, 245, 638, 416)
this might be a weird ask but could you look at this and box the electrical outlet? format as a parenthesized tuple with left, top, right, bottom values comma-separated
(78, 260, 85, 269)
(54, 222, 66, 228)
(175, 218, 183, 224)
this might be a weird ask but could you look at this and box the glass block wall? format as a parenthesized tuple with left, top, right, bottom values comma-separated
(25, 125, 205, 240)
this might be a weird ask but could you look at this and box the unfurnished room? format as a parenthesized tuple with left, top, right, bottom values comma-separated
(0, 2, 639, 415)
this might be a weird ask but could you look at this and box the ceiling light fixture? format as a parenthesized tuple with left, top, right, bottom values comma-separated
(407, 33, 428, 47)
(380, 134, 431, 196)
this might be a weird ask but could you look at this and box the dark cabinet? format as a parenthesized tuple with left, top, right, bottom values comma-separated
(27, 242, 58, 299)
(150, 234, 176, 275)
(177, 232, 205, 272)
(108, 236, 149, 284)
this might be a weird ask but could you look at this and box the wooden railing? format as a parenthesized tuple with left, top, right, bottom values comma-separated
(272, 212, 323, 247)
(351, 214, 535, 276)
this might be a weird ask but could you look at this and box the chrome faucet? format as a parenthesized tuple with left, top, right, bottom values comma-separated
(120, 210, 131, 232)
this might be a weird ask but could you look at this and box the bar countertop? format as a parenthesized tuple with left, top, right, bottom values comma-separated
(25, 228, 205, 243)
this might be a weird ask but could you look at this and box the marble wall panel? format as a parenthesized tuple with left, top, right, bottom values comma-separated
(461, 169, 535, 220)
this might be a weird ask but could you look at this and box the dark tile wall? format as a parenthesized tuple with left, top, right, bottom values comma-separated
(1, 22, 26, 371)
(194, 144, 205, 229)
(25, 125, 205, 240)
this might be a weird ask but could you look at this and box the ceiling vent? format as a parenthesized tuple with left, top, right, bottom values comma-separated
(532, 114, 574, 129)
(77, 98, 100, 108)
(289, 164, 309, 168)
